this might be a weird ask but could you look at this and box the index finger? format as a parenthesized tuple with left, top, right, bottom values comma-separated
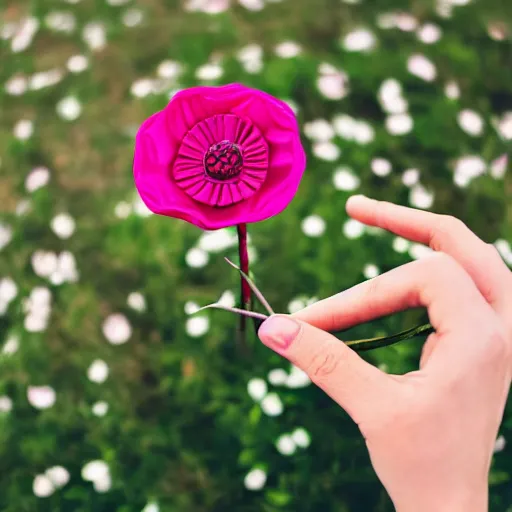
(346, 195, 511, 308)
(295, 253, 496, 361)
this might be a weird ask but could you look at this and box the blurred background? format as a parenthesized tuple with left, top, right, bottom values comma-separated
(1, 0, 512, 510)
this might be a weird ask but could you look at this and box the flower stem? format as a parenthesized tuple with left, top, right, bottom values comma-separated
(237, 224, 251, 342)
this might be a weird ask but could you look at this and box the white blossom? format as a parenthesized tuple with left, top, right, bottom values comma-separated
(88, 360, 109, 384)
(67, 55, 89, 73)
(82, 460, 111, 493)
(495, 112, 512, 140)
(268, 368, 288, 386)
(247, 378, 268, 401)
(386, 114, 413, 135)
(25, 167, 50, 192)
(51, 213, 76, 239)
(395, 12, 418, 32)
(494, 435, 506, 453)
(0, 223, 12, 252)
(2, 334, 19, 355)
(363, 264, 380, 279)
(198, 229, 237, 252)
(417, 23, 442, 44)
(218, 290, 236, 308)
(402, 168, 420, 187)
(31, 250, 58, 279)
(127, 292, 146, 312)
(0, 396, 13, 412)
(142, 503, 160, 512)
(83, 22, 106, 50)
(445, 81, 460, 100)
(184, 301, 200, 315)
(102, 313, 132, 345)
(392, 236, 411, 253)
(46, 466, 70, 488)
(0, 277, 18, 304)
(157, 60, 182, 79)
(131, 79, 154, 98)
(14, 119, 34, 140)
(342, 28, 376, 52)
(371, 158, 392, 177)
(303, 119, 335, 141)
(490, 154, 508, 179)
(27, 386, 56, 409)
(317, 64, 349, 100)
(276, 434, 296, 455)
(5, 75, 28, 96)
(291, 427, 311, 448)
(353, 121, 375, 144)
(244, 468, 267, 490)
(301, 215, 326, 237)
(457, 109, 484, 136)
(115, 201, 132, 219)
(122, 8, 144, 27)
(409, 243, 434, 260)
(195, 63, 223, 81)
(287, 297, 306, 314)
(333, 167, 360, 191)
(33, 475, 54, 498)
(261, 392, 284, 416)
(186, 316, 210, 337)
(45, 11, 76, 33)
(57, 96, 82, 121)
(409, 183, 434, 209)
(274, 41, 302, 58)
(92, 401, 109, 417)
(185, 248, 209, 268)
(343, 219, 365, 239)
(407, 54, 437, 81)
(453, 155, 486, 187)
(285, 365, 311, 388)
(29, 69, 63, 90)
(11, 17, 39, 53)
(312, 141, 341, 161)
(238, 0, 265, 11)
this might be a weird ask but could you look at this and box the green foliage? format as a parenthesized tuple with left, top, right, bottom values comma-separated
(1, 0, 511, 511)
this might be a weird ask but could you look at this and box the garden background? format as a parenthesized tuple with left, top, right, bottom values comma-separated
(1, 0, 512, 510)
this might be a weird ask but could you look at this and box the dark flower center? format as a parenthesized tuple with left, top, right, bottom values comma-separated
(204, 141, 243, 181)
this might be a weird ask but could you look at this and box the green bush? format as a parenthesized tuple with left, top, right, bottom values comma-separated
(1, 0, 511, 510)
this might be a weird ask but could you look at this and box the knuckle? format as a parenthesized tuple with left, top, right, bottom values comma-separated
(430, 215, 467, 251)
(306, 342, 346, 386)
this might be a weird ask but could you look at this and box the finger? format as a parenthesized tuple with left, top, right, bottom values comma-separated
(346, 195, 511, 308)
(295, 253, 493, 347)
(258, 315, 401, 424)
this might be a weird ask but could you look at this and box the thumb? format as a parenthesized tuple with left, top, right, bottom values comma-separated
(258, 315, 399, 424)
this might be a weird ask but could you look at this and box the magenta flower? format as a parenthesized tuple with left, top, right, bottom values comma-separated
(133, 84, 306, 230)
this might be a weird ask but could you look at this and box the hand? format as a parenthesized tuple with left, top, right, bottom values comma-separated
(258, 196, 512, 512)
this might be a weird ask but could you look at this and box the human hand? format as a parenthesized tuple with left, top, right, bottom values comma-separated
(258, 196, 512, 512)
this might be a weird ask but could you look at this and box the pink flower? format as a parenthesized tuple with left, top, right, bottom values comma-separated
(133, 84, 306, 230)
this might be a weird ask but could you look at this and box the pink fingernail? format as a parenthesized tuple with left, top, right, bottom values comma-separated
(258, 315, 300, 351)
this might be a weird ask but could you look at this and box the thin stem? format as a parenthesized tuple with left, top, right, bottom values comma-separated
(196, 303, 268, 321)
(344, 323, 434, 352)
(225, 258, 275, 315)
(237, 224, 251, 340)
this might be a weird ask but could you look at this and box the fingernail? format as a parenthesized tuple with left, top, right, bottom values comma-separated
(258, 315, 301, 351)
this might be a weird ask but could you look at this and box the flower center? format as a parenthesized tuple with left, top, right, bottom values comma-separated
(204, 141, 243, 181)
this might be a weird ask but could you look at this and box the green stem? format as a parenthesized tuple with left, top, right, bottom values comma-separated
(344, 323, 434, 353)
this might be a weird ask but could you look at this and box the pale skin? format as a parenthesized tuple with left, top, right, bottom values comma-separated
(258, 195, 512, 512)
